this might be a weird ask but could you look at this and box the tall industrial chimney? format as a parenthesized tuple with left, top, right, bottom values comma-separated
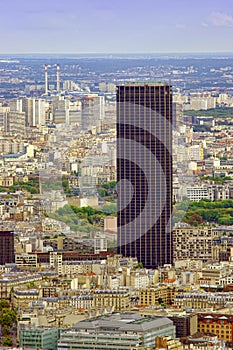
(56, 64, 61, 93)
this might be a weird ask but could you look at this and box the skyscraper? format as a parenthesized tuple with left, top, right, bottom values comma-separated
(117, 83, 172, 268)
(81, 95, 105, 130)
(0, 231, 14, 265)
(22, 98, 47, 127)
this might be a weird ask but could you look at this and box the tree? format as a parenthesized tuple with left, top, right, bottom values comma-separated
(136, 262, 144, 269)
(103, 181, 117, 189)
(0, 309, 17, 327)
(0, 300, 10, 311)
(158, 298, 163, 305)
(27, 281, 35, 289)
(218, 215, 233, 225)
(2, 336, 13, 346)
(0, 313, 12, 327)
(187, 214, 203, 226)
(2, 325, 10, 336)
(100, 203, 117, 215)
(172, 208, 186, 225)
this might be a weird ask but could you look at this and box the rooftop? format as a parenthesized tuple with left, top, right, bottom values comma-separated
(73, 312, 173, 333)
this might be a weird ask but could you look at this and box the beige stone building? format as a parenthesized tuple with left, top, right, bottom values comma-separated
(155, 336, 182, 349)
(140, 286, 177, 306)
(93, 289, 130, 311)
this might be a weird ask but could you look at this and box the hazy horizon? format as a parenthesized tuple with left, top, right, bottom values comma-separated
(2, 51, 233, 58)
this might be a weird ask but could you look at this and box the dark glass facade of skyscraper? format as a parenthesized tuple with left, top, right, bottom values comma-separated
(117, 83, 172, 268)
(0, 231, 14, 265)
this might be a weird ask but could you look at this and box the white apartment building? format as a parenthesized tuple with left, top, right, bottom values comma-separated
(186, 185, 230, 202)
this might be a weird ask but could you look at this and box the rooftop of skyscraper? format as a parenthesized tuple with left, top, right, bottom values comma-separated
(118, 82, 171, 86)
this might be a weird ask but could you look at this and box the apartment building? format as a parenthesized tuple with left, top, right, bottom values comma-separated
(174, 292, 233, 309)
(140, 286, 177, 306)
(173, 227, 213, 261)
(93, 289, 130, 311)
(198, 313, 233, 342)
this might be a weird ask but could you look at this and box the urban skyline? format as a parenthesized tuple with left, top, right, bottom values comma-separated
(1, 1, 233, 348)
(0, 52, 233, 349)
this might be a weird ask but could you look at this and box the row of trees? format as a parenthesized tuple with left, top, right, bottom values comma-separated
(185, 107, 233, 118)
(49, 203, 117, 233)
(199, 176, 233, 185)
(97, 181, 117, 202)
(176, 199, 233, 210)
(50, 198, 233, 230)
(0, 300, 17, 347)
(0, 179, 39, 194)
(42, 178, 116, 199)
(174, 199, 233, 226)
(10, 178, 39, 194)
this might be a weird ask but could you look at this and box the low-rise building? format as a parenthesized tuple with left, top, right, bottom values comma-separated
(182, 333, 229, 349)
(140, 286, 177, 306)
(20, 326, 59, 350)
(139, 309, 198, 339)
(168, 313, 198, 339)
(156, 336, 182, 349)
(93, 289, 130, 311)
(198, 313, 233, 342)
(15, 253, 38, 268)
(200, 263, 230, 287)
(174, 292, 233, 310)
(13, 288, 40, 308)
(0, 271, 43, 299)
(58, 313, 176, 349)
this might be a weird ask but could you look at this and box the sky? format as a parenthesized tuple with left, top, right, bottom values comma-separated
(1, 0, 233, 54)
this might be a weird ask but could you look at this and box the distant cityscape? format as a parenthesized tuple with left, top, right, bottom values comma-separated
(1, 53, 233, 349)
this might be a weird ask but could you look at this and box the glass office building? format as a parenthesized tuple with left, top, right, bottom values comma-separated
(117, 83, 173, 268)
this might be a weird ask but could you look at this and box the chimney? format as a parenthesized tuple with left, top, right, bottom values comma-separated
(56, 64, 61, 93)
(44, 65, 48, 94)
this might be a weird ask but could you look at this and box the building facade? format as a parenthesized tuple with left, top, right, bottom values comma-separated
(0, 230, 14, 265)
(93, 290, 130, 311)
(20, 327, 59, 350)
(58, 313, 175, 349)
(168, 314, 198, 339)
(173, 227, 213, 261)
(140, 286, 176, 306)
(117, 83, 173, 268)
(198, 313, 233, 342)
(174, 292, 233, 309)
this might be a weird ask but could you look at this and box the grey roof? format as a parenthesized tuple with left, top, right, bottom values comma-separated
(73, 313, 173, 333)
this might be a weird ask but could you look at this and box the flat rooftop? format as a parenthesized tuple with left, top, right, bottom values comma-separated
(73, 312, 173, 332)
(118, 82, 171, 86)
